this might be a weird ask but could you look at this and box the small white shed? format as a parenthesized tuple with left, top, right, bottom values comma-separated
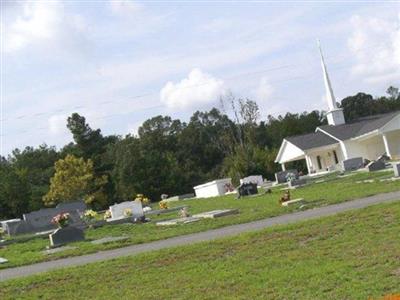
(193, 178, 233, 198)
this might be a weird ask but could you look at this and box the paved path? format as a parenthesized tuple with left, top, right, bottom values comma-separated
(1, 190, 400, 282)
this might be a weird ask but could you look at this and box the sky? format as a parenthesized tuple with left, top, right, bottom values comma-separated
(1, 0, 400, 156)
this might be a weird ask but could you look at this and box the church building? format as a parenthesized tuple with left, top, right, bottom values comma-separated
(275, 45, 400, 174)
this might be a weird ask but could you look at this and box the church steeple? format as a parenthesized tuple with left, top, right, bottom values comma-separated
(318, 40, 345, 126)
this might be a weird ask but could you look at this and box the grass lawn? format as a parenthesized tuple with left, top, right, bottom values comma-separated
(0, 170, 399, 270)
(1, 200, 400, 299)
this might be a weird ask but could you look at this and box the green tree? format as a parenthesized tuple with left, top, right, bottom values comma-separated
(43, 155, 107, 209)
(9, 145, 59, 211)
(0, 158, 31, 219)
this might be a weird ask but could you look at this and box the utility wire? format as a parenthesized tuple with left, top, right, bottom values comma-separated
(0, 41, 389, 123)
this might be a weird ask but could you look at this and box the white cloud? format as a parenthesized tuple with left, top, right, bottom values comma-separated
(110, 0, 143, 15)
(48, 114, 68, 135)
(348, 14, 400, 83)
(3, 0, 89, 54)
(160, 68, 227, 110)
(4, 1, 61, 52)
(255, 77, 274, 101)
(200, 18, 234, 33)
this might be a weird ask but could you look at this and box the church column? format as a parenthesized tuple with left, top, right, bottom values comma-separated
(382, 133, 392, 158)
(281, 163, 286, 171)
(305, 154, 312, 174)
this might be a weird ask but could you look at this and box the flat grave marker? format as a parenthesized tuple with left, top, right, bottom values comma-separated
(43, 246, 77, 255)
(193, 209, 239, 219)
(91, 236, 129, 245)
(156, 217, 201, 226)
(0, 257, 8, 264)
(281, 198, 305, 206)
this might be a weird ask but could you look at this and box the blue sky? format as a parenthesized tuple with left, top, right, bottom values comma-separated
(1, 0, 399, 155)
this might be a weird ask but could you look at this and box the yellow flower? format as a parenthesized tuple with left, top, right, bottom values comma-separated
(159, 201, 168, 210)
(103, 210, 112, 220)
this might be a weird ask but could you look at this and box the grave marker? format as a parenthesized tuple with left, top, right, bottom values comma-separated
(49, 226, 85, 247)
(108, 201, 144, 222)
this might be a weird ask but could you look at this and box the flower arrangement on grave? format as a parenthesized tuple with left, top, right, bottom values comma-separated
(51, 212, 70, 228)
(123, 208, 133, 217)
(81, 209, 98, 224)
(179, 207, 190, 218)
(103, 210, 112, 220)
(224, 183, 235, 192)
(134, 194, 150, 205)
(280, 190, 291, 204)
(285, 172, 296, 183)
(159, 200, 168, 210)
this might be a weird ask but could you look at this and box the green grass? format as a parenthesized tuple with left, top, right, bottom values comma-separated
(1, 200, 400, 299)
(0, 170, 399, 270)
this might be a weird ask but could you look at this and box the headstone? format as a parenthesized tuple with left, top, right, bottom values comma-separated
(0, 257, 8, 264)
(275, 170, 298, 184)
(91, 236, 129, 245)
(165, 193, 195, 202)
(108, 201, 144, 221)
(0, 218, 21, 232)
(5, 201, 88, 236)
(393, 163, 400, 177)
(240, 175, 263, 186)
(288, 178, 307, 188)
(43, 246, 77, 255)
(193, 209, 239, 219)
(5, 220, 34, 236)
(156, 217, 201, 226)
(342, 157, 363, 171)
(49, 226, 85, 247)
(237, 183, 258, 197)
(23, 201, 86, 231)
(366, 160, 386, 172)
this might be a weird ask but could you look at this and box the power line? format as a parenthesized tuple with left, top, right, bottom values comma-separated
(1, 42, 393, 139)
(1, 41, 389, 124)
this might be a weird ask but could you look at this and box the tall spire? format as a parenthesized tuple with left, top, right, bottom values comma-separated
(317, 40, 345, 126)
(318, 40, 337, 111)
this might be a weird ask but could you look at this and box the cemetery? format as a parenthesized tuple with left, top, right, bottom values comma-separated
(1, 199, 400, 299)
(0, 167, 399, 270)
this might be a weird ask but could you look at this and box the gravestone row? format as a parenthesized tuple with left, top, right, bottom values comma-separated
(1, 201, 86, 236)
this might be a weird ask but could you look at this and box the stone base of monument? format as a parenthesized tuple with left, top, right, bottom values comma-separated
(193, 209, 239, 219)
(49, 226, 85, 248)
(288, 178, 307, 188)
(106, 216, 146, 225)
(145, 205, 188, 216)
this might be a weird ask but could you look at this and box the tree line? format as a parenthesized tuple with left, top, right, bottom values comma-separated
(1, 87, 399, 219)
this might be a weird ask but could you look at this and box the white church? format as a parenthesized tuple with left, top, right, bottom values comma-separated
(275, 45, 400, 174)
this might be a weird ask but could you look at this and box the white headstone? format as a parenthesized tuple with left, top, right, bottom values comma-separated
(109, 201, 144, 220)
(393, 163, 400, 177)
(240, 175, 263, 186)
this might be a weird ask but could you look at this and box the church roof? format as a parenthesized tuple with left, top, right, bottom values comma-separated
(285, 131, 338, 151)
(317, 111, 400, 140)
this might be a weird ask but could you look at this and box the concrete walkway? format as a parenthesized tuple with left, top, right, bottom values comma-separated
(1, 190, 400, 282)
